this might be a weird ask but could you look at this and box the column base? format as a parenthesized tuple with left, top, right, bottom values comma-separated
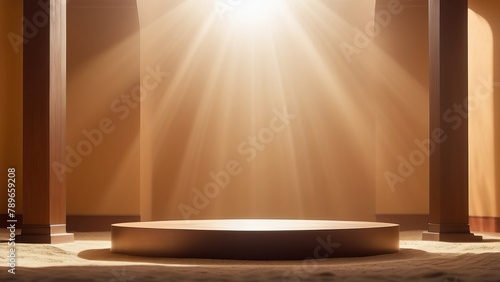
(18, 224, 74, 244)
(422, 231, 482, 242)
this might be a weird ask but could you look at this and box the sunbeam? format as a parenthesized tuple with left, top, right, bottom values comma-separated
(138, 0, 384, 221)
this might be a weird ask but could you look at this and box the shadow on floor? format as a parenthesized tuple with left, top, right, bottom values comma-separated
(77, 248, 429, 266)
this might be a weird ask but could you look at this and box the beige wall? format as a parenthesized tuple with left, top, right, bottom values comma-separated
(138, 0, 379, 221)
(66, 0, 141, 216)
(374, 0, 429, 215)
(469, 0, 500, 218)
(0, 0, 23, 214)
(1, 0, 498, 222)
(374, 0, 500, 218)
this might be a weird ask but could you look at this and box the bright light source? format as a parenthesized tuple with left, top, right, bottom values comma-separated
(228, 0, 286, 29)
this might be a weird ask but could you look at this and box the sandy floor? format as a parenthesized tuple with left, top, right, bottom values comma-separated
(1, 231, 500, 282)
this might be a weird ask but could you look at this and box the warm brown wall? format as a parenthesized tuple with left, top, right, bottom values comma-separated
(374, 0, 429, 215)
(1, 0, 497, 225)
(0, 0, 23, 214)
(469, 0, 500, 219)
(374, 0, 500, 220)
(138, 0, 379, 221)
(63, 0, 498, 222)
(66, 0, 141, 216)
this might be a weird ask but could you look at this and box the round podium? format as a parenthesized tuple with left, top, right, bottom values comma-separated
(111, 219, 399, 260)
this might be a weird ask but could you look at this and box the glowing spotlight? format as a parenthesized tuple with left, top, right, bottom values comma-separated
(228, 0, 286, 29)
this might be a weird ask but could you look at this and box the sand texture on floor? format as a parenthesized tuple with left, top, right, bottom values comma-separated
(1, 231, 499, 282)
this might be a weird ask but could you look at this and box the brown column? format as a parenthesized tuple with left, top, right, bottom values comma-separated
(20, 0, 73, 243)
(422, 0, 481, 242)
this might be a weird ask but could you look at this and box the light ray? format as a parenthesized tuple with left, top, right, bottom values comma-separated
(138, 0, 408, 220)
